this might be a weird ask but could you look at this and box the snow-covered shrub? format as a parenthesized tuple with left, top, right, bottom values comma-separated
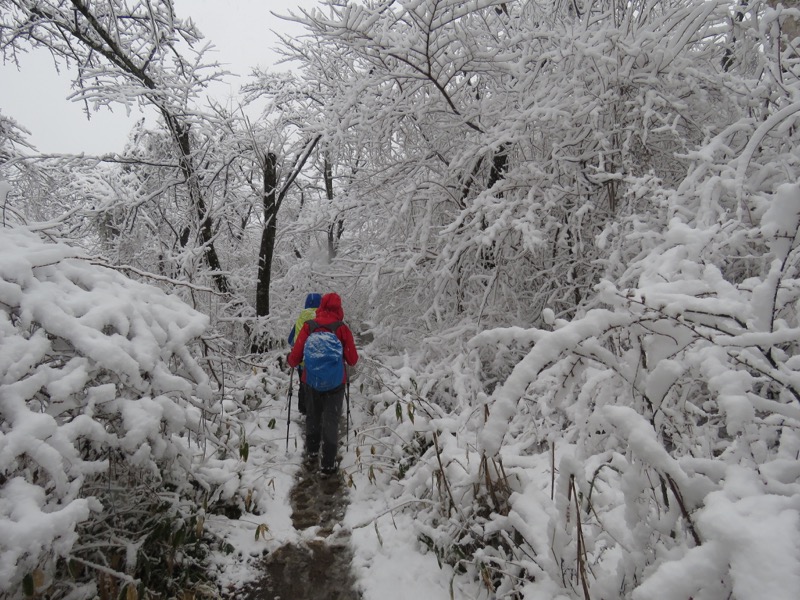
(0, 226, 245, 599)
(467, 175, 800, 597)
(340, 1, 800, 596)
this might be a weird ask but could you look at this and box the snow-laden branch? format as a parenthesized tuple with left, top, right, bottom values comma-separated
(0, 225, 238, 597)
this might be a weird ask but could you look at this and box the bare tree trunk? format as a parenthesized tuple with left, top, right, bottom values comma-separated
(168, 116, 230, 294)
(250, 137, 319, 352)
(325, 155, 344, 261)
(252, 152, 278, 353)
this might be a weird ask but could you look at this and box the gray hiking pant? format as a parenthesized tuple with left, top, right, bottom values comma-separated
(305, 384, 345, 470)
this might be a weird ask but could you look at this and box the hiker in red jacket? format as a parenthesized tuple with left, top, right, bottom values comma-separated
(288, 292, 358, 475)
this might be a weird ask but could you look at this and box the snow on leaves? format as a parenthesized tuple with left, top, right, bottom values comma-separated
(467, 178, 800, 598)
(333, 1, 800, 592)
(0, 226, 218, 597)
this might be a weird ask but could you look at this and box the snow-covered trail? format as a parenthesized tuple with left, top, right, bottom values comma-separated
(211, 383, 457, 600)
(233, 457, 358, 599)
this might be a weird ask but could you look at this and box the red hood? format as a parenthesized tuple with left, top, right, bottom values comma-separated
(316, 292, 344, 322)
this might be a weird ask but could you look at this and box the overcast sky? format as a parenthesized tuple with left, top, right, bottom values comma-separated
(1, 0, 317, 154)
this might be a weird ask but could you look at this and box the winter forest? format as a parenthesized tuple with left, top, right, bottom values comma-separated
(2, 0, 800, 598)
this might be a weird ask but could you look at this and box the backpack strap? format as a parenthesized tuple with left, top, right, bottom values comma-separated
(307, 320, 343, 334)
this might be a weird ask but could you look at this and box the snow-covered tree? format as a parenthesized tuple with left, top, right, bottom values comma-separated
(0, 0, 233, 293)
(5, 0, 800, 597)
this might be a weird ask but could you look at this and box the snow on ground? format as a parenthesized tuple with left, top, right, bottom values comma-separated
(206, 384, 458, 599)
(343, 400, 461, 600)
(205, 392, 305, 593)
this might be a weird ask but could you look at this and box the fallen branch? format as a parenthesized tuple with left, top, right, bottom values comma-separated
(350, 498, 437, 530)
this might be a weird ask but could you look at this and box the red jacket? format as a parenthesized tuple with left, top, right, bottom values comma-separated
(287, 293, 358, 384)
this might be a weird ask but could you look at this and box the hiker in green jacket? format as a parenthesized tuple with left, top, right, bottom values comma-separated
(287, 293, 322, 415)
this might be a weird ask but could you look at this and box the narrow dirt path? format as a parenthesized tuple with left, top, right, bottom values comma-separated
(235, 452, 361, 599)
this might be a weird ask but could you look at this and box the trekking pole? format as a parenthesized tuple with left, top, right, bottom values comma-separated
(345, 369, 351, 451)
(286, 368, 294, 452)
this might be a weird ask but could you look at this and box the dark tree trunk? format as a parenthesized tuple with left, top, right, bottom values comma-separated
(169, 117, 231, 294)
(487, 144, 509, 193)
(256, 152, 278, 318)
(252, 152, 278, 353)
(250, 138, 320, 353)
(324, 156, 344, 261)
(721, 1, 747, 72)
(480, 143, 511, 269)
(24, 1, 232, 295)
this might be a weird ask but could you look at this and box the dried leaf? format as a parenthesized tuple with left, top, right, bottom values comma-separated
(32, 569, 45, 589)
(255, 523, 270, 541)
(195, 516, 205, 538)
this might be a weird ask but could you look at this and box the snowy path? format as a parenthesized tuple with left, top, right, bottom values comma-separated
(213, 387, 460, 599)
(234, 460, 359, 600)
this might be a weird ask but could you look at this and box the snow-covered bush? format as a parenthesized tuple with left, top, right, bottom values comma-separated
(464, 172, 800, 599)
(357, 182, 800, 600)
(0, 225, 245, 599)
(337, 2, 800, 597)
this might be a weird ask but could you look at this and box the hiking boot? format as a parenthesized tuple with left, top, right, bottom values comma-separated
(320, 465, 337, 477)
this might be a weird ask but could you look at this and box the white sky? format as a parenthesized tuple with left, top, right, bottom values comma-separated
(1, 0, 317, 154)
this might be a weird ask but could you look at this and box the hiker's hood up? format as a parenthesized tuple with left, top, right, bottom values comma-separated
(304, 293, 322, 309)
(316, 292, 344, 321)
(287, 291, 358, 372)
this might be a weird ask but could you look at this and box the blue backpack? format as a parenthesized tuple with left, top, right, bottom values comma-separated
(304, 320, 345, 392)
